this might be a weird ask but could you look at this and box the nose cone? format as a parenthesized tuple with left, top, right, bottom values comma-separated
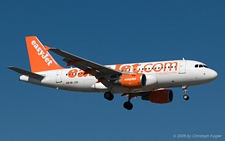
(210, 69, 218, 81)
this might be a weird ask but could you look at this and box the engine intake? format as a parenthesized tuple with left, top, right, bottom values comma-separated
(141, 89, 173, 104)
(114, 74, 146, 88)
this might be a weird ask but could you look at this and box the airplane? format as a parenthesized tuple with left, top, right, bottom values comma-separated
(8, 36, 218, 110)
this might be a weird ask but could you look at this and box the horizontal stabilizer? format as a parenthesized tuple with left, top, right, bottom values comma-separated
(7, 66, 45, 78)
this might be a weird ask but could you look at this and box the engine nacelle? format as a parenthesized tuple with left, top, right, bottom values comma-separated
(114, 74, 146, 88)
(141, 89, 173, 104)
(145, 74, 158, 86)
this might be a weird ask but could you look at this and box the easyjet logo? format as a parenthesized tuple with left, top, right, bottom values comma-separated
(124, 77, 137, 81)
(31, 40, 52, 66)
(66, 61, 178, 78)
(115, 62, 178, 73)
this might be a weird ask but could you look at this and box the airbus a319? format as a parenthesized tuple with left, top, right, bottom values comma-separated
(8, 36, 218, 110)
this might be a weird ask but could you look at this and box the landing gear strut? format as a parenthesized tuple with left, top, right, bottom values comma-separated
(182, 86, 189, 100)
(104, 92, 114, 101)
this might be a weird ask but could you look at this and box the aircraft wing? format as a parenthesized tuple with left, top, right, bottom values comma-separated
(49, 48, 122, 86)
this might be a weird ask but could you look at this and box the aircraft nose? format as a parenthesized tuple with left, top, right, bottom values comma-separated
(210, 70, 218, 80)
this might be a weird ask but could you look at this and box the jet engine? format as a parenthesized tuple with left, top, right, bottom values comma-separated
(114, 74, 146, 88)
(141, 89, 173, 104)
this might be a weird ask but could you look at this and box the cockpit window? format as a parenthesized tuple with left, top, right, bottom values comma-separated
(194, 64, 208, 68)
(203, 65, 208, 68)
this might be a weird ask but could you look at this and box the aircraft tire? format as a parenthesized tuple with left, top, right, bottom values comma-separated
(104, 92, 114, 101)
(183, 94, 189, 100)
(123, 101, 133, 110)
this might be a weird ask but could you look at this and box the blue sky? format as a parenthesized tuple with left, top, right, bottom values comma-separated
(1, 0, 224, 140)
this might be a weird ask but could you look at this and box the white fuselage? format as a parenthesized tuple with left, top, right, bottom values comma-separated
(19, 60, 217, 94)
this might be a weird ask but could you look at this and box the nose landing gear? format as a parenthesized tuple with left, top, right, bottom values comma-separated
(182, 86, 189, 100)
(183, 94, 189, 100)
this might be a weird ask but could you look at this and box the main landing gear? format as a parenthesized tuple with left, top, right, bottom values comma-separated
(104, 92, 114, 101)
(122, 93, 135, 110)
(104, 92, 134, 110)
(182, 86, 189, 100)
(123, 101, 133, 110)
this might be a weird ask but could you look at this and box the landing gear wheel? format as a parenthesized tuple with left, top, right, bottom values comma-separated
(104, 92, 114, 101)
(183, 94, 189, 100)
(123, 101, 133, 110)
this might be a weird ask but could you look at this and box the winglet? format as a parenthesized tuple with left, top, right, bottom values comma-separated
(25, 36, 63, 72)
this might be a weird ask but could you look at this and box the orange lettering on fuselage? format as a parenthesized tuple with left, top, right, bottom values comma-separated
(67, 61, 178, 78)
(144, 63, 153, 72)
(68, 69, 78, 78)
(153, 63, 163, 72)
(164, 62, 178, 71)
(115, 64, 122, 71)
(78, 70, 84, 77)
(120, 65, 131, 72)
(114, 61, 178, 73)
(67, 69, 91, 78)
(132, 64, 141, 73)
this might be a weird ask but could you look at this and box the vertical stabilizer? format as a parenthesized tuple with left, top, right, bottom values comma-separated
(25, 36, 63, 72)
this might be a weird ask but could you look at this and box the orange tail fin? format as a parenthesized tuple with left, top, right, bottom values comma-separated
(25, 36, 63, 72)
